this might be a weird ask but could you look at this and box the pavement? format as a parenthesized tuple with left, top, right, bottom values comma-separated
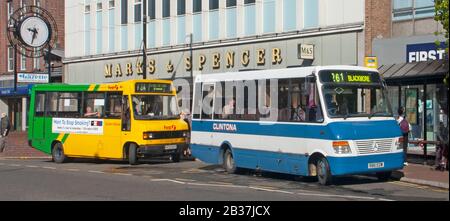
(1, 131, 448, 190)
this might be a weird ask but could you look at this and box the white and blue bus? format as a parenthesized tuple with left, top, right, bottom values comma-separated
(190, 66, 404, 185)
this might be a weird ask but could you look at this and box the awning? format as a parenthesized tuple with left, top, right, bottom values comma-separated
(0, 84, 34, 97)
(379, 60, 448, 84)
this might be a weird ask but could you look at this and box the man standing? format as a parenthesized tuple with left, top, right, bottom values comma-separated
(397, 107, 410, 166)
(0, 113, 11, 153)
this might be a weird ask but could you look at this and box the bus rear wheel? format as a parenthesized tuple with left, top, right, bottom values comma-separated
(128, 143, 139, 165)
(317, 157, 332, 185)
(52, 142, 68, 164)
(224, 149, 237, 174)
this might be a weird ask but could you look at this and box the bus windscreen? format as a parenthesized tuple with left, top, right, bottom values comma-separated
(135, 83, 172, 93)
(319, 70, 381, 84)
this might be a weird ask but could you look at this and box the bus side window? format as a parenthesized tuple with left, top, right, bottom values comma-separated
(47, 92, 59, 117)
(105, 92, 122, 118)
(83, 92, 105, 118)
(57, 92, 81, 118)
(35, 93, 46, 117)
(122, 96, 131, 131)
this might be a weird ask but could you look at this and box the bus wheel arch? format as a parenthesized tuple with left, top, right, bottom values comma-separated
(123, 142, 139, 165)
(308, 152, 332, 185)
(220, 142, 237, 174)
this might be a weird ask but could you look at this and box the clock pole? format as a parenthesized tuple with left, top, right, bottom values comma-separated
(14, 46, 17, 92)
(47, 44, 51, 83)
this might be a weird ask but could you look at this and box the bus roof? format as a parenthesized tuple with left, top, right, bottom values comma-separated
(194, 66, 379, 83)
(31, 79, 174, 91)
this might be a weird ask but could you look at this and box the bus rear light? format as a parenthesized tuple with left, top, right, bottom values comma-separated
(332, 141, 351, 154)
(396, 137, 403, 150)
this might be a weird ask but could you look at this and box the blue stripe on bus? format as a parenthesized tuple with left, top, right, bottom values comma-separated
(191, 144, 404, 176)
(328, 153, 404, 176)
(192, 120, 402, 140)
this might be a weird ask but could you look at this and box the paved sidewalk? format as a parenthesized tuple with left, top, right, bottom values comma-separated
(392, 163, 449, 190)
(0, 132, 49, 159)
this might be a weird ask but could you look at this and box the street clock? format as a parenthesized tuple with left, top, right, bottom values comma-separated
(7, 6, 57, 58)
(19, 16, 50, 48)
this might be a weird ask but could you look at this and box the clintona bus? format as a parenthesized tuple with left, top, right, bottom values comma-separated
(28, 80, 189, 165)
(190, 66, 404, 185)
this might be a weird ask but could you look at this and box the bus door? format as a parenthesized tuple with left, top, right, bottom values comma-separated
(201, 83, 215, 146)
(97, 92, 123, 158)
(32, 92, 46, 146)
(121, 94, 131, 136)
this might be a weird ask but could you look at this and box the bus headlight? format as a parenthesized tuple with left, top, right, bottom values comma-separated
(332, 141, 352, 154)
(396, 137, 403, 150)
(143, 132, 154, 140)
(182, 131, 190, 137)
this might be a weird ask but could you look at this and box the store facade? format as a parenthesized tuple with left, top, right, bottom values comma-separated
(374, 34, 449, 157)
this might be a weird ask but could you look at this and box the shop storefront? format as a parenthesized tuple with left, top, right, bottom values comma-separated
(374, 35, 449, 158)
(0, 84, 33, 132)
(64, 29, 364, 113)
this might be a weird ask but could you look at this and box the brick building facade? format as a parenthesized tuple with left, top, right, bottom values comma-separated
(0, 0, 64, 131)
(365, 0, 448, 158)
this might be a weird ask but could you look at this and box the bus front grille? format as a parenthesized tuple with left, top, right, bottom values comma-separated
(150, 131, 186, 139)
(355, 139, 393, 155)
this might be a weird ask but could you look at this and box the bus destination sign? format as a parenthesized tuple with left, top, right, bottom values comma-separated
(319, 70, 381, 84)
(135, 83, 172, 93)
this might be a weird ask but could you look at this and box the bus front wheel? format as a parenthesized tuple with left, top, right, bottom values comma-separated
(317, 157, 332, 185)
(128, 143, 139, 165)
(376, 171, 392, 181)
(52, 142, 68, 164)
(224, 149, 237, 174)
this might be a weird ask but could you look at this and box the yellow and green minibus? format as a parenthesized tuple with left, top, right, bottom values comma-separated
(28, 80, 189, 165)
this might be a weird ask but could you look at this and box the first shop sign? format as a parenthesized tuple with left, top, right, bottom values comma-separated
(407, 42, 446, 63)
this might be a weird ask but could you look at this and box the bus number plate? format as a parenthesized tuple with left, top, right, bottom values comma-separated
(165, 145, 177, 150)
(368, 162, 384, 169)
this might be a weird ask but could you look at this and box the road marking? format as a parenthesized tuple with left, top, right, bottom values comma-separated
(151, 179, 186, 184)
(113, 173, 132, 176)
(175, 178, 197, 182)
(208, 181, 234, 186)
(88, 170, 106, 174)
(249, 186, 295, 195)
(187, 182, 247, 189)
(293, 192, 378, 200)
(42, 166, 57, 170)
(378, 198, 395, 201)
(64, 168, 80, 172)
(10, 164, 22, 167)
(25, 165, 39, 168)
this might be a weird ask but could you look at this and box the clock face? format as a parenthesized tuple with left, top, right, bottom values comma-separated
(19, 16, 50, 48)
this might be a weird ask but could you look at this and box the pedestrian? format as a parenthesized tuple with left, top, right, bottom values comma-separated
(397, 107, 410, 166)
(435, 121, 448, 171)
(0, 113, 11, 153)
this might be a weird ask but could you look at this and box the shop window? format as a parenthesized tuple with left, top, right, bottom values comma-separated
(134, 0, 142, 22)
(148, 0, 155, 19)
(163, 0, 170, 18)
(227, 0, 236, 7)
(121, 0, 128, 24)
(193, 0, 202, 13)
(178, 0, 186, 15)
(392, 0, 435, 21)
